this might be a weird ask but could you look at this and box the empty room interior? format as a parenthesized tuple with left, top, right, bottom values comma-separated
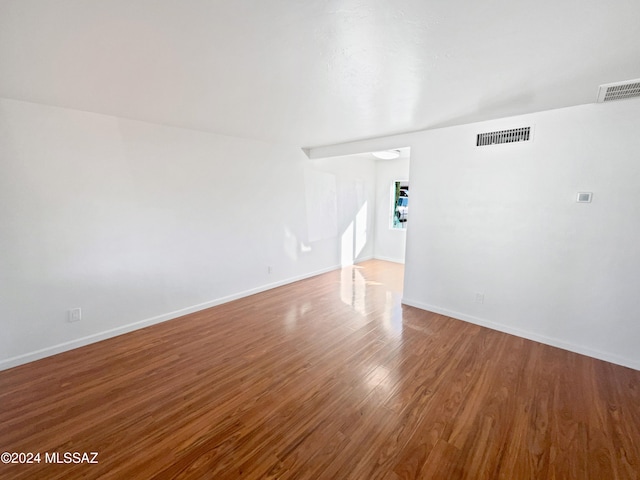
(1, 1, 639, 479)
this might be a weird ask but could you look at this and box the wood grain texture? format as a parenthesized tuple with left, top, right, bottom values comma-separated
(1, 260, 638, 479)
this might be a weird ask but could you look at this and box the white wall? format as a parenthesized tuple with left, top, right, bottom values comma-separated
(403, 100, 640, 370)
(373, 157, 410, 263)
(4, 97, 639, 372)
(0, 98, 376, 369)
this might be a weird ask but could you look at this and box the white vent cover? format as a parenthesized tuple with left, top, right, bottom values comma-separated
(476, 127, 531, 147)
(597, 79, 640, 103)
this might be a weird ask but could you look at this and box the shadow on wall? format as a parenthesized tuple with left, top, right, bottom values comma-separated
(283, 226, 312, 261)
(303, 168, 370, 267)
(285, 197, 368, 266)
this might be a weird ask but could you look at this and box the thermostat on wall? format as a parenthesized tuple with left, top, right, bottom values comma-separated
(576, 192, 593, 203)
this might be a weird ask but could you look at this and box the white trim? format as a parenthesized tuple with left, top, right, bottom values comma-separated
(354, 254, 374, 263)
(0, 264, 342, 371)
(373, 255, 405, 264)
(401, 298, 640, 372)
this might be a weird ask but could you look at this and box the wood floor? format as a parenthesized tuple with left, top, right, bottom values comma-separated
(1, 260, 639, 479)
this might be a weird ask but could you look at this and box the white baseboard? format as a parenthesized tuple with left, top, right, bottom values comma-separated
(373, 255, 405, 264)
(401, 298, 640, 372)
(0, 264, 343, 372)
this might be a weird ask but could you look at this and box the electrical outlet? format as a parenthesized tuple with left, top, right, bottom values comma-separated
(68, 307, 82, 322)
(475, 293, 484, 304)
(267, 265, 273, 274)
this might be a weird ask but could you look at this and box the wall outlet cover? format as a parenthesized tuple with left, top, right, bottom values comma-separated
(68, 307, 82, 322)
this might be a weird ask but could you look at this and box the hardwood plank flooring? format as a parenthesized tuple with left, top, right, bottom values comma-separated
(1, 260, 639, 479)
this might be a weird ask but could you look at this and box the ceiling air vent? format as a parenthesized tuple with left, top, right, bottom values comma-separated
(597, 79, 640, 103)
(476, 127, 531, 147)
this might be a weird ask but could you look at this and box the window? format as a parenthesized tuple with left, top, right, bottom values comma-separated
(391, 181, 409, 230)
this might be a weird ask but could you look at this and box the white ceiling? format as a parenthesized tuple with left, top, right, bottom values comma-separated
(1, 0, 639, 148)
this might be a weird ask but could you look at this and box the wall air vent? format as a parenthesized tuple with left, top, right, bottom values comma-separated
(597, 79, 640, 103)
(476, 127, 531, 147)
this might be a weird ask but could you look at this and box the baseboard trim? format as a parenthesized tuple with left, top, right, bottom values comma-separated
(354, 255, 374, 263)
(373, 255, 405, 264)
(0, 264, 343, 372)
(401, 298, 640, 371)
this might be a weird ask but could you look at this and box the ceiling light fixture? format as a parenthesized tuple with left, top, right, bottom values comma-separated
(372, 150, 400, 160)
